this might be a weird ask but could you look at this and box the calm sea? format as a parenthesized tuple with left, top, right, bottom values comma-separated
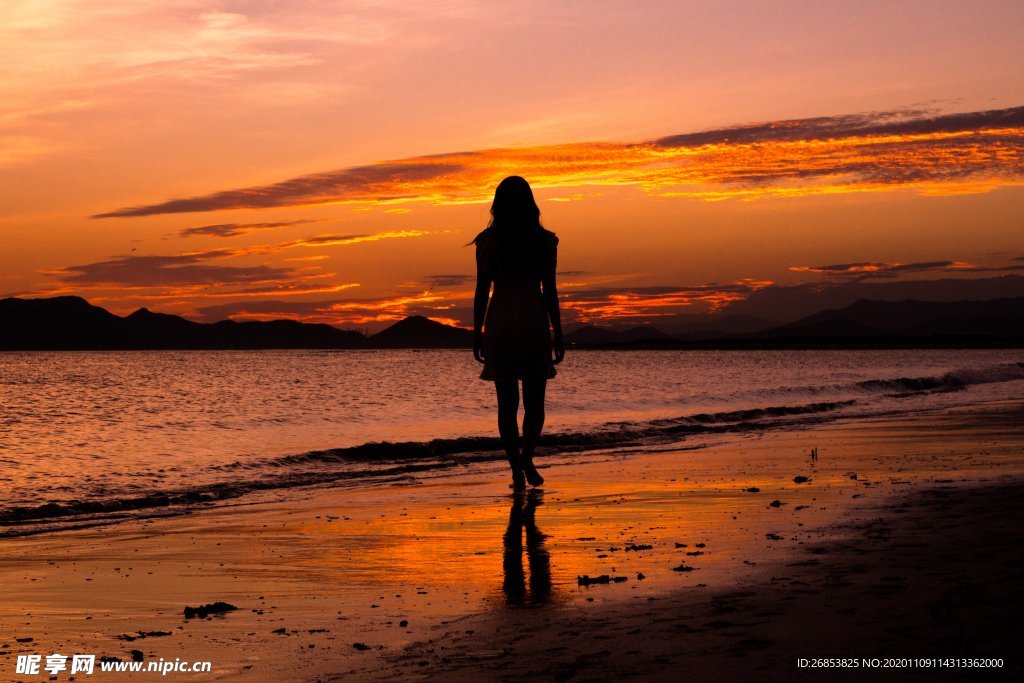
(2, 349, 1023, 533)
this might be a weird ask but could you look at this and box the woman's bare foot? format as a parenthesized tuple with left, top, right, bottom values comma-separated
(508, 455, 526, 491)
(522, 459, 544, 487)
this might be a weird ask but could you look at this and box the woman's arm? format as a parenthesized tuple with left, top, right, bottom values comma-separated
(473, 244, 491, 364)
(542, 238, 565, 364)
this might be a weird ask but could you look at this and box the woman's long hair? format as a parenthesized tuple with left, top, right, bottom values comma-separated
(488, 175, 542, 233)
(473, 176, 549, 276)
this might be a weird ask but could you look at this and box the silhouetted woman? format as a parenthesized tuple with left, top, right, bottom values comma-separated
(473, 176, 564, 491)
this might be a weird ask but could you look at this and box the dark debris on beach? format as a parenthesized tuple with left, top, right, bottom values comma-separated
(183, 601, 237, 619)
(117, 630, 172, 641)
(578, 575, 629, 586)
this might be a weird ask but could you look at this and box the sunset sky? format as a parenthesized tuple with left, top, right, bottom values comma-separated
(3, 1, 1023, 330)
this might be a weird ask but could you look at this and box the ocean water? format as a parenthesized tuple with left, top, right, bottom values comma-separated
(2, 349, 1023, 533)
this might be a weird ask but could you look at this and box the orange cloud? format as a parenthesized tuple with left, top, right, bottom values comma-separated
(187, 277, 783, 329)
(29, 228, 437, 308)
(195, 290, 457, 326)
(559, 280, 775, 323)
(94, 106, 1024, 217)
(39, 230, 433, 289)
(274, 230, 434, 249)
(789, 260, 1024, 279)
(178, 219, 320, 238)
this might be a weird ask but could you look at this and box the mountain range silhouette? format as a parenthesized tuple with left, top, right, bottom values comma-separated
(1, 295, 1022, 350)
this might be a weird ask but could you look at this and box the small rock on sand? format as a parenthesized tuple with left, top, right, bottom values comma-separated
(183, 602, 237, 619)
(578, 574, 628, 586)
(578, 574, 610, 585)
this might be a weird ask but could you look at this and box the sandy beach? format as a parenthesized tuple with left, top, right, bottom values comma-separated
(2, 399, 1022, 681)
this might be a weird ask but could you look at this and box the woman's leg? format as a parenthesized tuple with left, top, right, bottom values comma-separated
(495, 379, 524, 489)
(521, 377, 546, 486)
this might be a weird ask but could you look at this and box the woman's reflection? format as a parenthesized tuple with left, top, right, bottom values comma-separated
(502, 489, 552, 605)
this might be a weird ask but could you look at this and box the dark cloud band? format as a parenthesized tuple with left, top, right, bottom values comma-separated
(93, 105, 1024, 218)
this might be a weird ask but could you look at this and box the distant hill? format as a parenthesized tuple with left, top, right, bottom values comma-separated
(3, 295, 1023, 351)
(561, 297, 1024, 348)
(0, 296, 367, 350)
(765, 297, 1024, 338)
(564, 325, 619, 346)
(722, 274, 1024, 324)
(566, 324, 671, 346)
(370, 315, 473, 348)
(663, 314, 775, 339)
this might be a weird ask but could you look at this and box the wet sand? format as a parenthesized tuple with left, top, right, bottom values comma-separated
(2, 400, 1023, 681)
(359, 483, 1024, 683)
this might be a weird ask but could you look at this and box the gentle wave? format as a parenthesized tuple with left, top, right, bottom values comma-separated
(2, 361, 1022, 535)
(730, 361, 1024, 402)
(0, 400, 853, 532)
(856, 361, 1024, 393)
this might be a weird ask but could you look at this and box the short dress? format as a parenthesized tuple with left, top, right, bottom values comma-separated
(477, 230, 558, 382)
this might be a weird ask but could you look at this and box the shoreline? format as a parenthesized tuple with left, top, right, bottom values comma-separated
(2, 401, 1022, 681)
(364, 480, 1024, 682)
